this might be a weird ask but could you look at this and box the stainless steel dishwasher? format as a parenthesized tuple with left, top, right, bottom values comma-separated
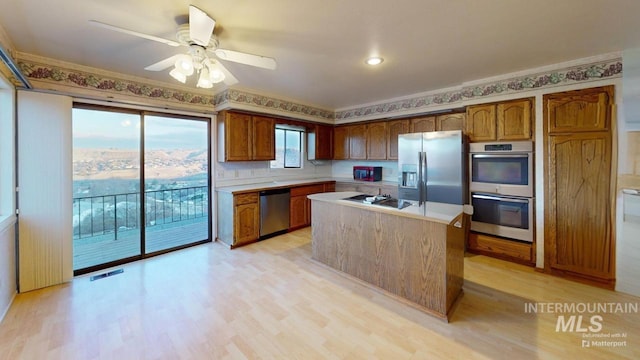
(259, 188, 290, 239)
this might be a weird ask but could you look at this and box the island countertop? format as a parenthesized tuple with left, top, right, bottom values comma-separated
(309, 191, 466, 321)
(308, 191, 463, 225)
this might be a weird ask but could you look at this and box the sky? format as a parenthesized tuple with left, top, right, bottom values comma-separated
(72, 108, 208, 150)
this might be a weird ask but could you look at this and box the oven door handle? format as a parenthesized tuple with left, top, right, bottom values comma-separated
(472, 194, 530, 203)
(471, 154, 530, 158)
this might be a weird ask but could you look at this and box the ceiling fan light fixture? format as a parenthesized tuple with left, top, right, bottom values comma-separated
(169, 67, 187, 83)
(210, 68, 225, 84)
(175, 56, 194, 76)
(197, 66, 213, 88)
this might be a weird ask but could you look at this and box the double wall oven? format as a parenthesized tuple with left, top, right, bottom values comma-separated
(469, 141, 534, 242)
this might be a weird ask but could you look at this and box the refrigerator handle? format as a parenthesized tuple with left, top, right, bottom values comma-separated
(421, 151, 428, 205)
(417, 151, 423, 206)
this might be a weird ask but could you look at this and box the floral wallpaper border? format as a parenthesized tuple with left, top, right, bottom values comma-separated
(17, 57, 216, 108)
(13, 53, 623, 122)
(335, 58, 623, 121)
(214, 89, 334, 121)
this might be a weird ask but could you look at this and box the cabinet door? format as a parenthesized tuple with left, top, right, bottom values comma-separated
(466, 104, 497, 142)
(289, 195, 308, 230)
(546, 132, 613, 280)
(333, 126, 349, 160)
(315, 124, 334, 160)
(410, 116, 436, 132)
(349, 124, 367, 159)
(252, 116, 275, 160)
(497, 99, 532, 140)
(323, 182, 336, 192)
(225, 112, 253, 161)
(366, 121, 387, 160)
(234, 202, 260, 245)
(386, 119, 409, 160)
(546, 88, 611, 134)
(436, 113, 465, 131)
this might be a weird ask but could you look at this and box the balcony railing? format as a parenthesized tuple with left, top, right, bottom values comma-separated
(73, 186, 209, 240)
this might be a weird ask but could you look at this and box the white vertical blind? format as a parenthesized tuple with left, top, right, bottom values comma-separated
(17, 91, 73, 292)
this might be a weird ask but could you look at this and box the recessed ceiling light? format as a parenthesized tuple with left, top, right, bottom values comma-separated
(365, 57, 384, 66)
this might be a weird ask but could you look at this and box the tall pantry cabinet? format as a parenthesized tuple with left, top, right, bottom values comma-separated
(543, 86, 616, 288)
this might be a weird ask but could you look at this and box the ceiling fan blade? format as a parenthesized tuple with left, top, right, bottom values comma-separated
(214, 49, 277, 70)
(213, 60, 239, 86)
(89, 20, 181, 47)
(144, 54, 183, 71)
(189, 5, 215, 46)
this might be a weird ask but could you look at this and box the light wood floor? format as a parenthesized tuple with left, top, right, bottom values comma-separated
(1, 228, 638, 359)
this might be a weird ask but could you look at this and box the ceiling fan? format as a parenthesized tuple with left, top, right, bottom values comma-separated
(89, 5, 277, 88)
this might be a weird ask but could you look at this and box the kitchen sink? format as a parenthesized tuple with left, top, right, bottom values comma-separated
(343, 194, 411, 210)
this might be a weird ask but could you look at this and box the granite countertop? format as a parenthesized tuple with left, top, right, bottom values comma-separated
(308, 191, 463, 225)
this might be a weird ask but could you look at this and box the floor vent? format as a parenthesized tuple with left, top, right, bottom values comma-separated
(90, 268, 124, 281)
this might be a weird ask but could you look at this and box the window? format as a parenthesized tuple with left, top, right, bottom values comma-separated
(271, 127, 303, 168)
(0, 74, 15, 227)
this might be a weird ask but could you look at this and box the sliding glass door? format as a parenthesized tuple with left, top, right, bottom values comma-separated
(72, 108, 142, 270)
(72, 106, 210, 274)
(143, 114, 210, 253)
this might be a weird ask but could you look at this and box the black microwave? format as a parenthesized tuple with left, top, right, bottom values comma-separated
(353, 166, 382, 182)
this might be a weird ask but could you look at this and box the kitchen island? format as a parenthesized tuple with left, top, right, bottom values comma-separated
(308, 191, 467, 321)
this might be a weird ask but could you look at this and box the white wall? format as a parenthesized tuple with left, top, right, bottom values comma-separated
(0, 223, 15, 322)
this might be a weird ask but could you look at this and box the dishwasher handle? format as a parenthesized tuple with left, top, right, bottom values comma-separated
(260, 188, 290, 196)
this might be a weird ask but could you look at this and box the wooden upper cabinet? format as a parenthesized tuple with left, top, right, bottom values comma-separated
(546, 87, 611, 134)
(466, 104, 497, 142)
(410, 116, 436, 132)
(367, 121, 387, 160)
(222, 111, 253, 161)
(218, 111, 275, 161)
(497, 99, 532, 141)
(436, 113, 465, 131)
(251, 116, 275, 160)
(333, 126, 349, 160)
(315, 124, 334, 160)
(387, 119, 409, 160)
(349, 124, 367, 159)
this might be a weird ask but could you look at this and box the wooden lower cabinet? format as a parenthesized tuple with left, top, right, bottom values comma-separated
(234, 201, 260, 246)
(468, 232, 533, 265)
(218, 182, 335, 248)
(217, 191, 260, 248)
(289, 183, 327, 230)
(289, 195, 308, 230)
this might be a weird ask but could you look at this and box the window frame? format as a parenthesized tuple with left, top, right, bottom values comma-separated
(0, 72, 16, 231)
(271, 126, 304, 169)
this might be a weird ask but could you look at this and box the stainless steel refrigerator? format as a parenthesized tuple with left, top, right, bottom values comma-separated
(398, 130, 466, 206)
